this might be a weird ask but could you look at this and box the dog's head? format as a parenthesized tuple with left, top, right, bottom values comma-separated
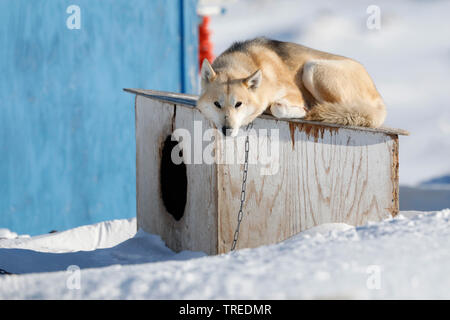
(196, 59, 263, 136)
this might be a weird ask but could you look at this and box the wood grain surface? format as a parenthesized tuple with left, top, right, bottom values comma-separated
(135, 94, 399, 255)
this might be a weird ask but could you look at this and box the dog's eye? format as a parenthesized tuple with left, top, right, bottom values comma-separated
(214, 101, 221, 109)
(235, 101, 242, 108)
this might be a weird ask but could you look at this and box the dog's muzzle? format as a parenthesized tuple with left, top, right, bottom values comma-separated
(221, 126, 232, 136)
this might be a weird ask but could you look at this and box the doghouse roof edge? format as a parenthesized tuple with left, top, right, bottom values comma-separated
(124, 88, 410, 136)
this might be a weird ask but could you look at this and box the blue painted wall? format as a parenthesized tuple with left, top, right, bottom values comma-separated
(0, 0, 198, 235)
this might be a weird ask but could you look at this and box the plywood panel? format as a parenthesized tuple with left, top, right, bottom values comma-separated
(136, 96, 218, 254)
(172, 106, 218, 255)
(136, 96, 175, 242)
(217, 118, 398, 253)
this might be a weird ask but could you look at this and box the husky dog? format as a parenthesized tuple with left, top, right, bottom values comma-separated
(196, 38, 386, 136)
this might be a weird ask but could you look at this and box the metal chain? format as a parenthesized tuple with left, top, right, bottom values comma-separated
(231, 122, 253, 251)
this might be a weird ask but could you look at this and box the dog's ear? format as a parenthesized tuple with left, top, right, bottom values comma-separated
(201, 59, 216, 83)
(243, 69, 262, 89)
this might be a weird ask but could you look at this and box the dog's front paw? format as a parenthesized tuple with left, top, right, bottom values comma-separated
(270, 101, 306, 119)
(269, 100, 289, 118)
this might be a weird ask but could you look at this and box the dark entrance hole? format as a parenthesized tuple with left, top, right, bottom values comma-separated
(160, 135, 187, 221)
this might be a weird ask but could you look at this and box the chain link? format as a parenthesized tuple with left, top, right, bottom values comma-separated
(231, 122, 253, 251)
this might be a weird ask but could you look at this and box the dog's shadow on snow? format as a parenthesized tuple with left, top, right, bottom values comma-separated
(0, 231, 206, 275)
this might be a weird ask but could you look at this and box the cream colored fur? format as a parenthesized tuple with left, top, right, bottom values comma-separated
(197, 38, 386, 135)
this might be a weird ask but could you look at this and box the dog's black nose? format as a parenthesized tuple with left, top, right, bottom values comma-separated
(221, 126, 231, 136)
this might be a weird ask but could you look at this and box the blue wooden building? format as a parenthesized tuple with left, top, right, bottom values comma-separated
(0, 0, 199, 235)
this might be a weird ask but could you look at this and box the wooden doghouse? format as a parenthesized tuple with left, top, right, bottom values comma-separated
(125, 88, 409, 255)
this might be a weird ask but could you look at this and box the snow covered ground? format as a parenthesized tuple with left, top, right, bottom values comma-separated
(1, 210, 449, 299)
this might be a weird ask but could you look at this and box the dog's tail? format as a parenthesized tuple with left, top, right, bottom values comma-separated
(303, 99, 386, 128)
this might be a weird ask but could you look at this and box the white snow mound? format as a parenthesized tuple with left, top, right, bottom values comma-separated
(0, 209, 449, 299)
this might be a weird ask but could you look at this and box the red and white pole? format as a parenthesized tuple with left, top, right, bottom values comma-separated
(198, 15, 214, 70)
